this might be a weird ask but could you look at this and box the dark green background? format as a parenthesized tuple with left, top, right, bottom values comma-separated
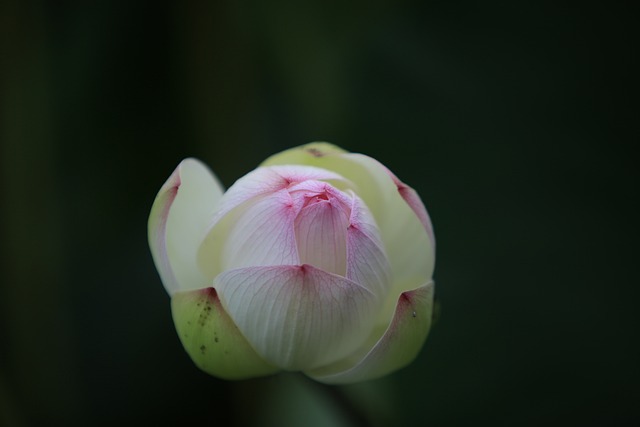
(1, 1, 636, 426)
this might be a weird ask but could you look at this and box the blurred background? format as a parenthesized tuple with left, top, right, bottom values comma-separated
(0, 1, 636, 426)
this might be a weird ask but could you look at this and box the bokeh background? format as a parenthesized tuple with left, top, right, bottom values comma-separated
(1, 1, 636, 426)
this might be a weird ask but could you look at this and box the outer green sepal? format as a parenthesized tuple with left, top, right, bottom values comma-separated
(171, 288, 278, 380)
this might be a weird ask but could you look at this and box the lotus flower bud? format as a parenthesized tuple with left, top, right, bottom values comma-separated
(148, 143, 436, 384)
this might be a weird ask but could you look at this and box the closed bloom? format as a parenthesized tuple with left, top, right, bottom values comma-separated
(148, 143, 436, 384)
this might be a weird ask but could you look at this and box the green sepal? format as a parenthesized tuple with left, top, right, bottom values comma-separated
(171, 288, 279, 380)
(260, 142, 347, 167)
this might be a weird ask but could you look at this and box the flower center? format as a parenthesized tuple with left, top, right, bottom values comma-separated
(291, 183, 351, 276)
(302, 191, 330, 207)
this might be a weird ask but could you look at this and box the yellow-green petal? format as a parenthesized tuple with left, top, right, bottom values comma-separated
(171, 288, 279, 380)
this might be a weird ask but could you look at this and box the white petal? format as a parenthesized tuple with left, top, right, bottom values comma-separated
(294, 185, 351, 276)
(198, 190, 300, 278)
(148, 158, 224, 295)
(222, 190, 302, 269)
(307, 281, 435, 384)
(215, 265, 379, 371)
(172, 287, 278, 379)
(345, 195, 390, 299)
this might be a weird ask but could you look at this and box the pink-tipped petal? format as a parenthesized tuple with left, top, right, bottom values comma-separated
(345, 195, 390, 298)
(306, 281, 435, 384)
(171, 288, 278, 380)
(215, 265, 379, 371)
(383, 167, 435, 246)
(207, 165, 346, 233)
(221, 189, 301, 270)
(198, 190, 300, 278)
(294, 185, 351, 276)
(148, 158, 224, 295)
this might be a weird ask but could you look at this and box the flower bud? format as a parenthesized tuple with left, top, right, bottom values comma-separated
(148, 142, 435, 383)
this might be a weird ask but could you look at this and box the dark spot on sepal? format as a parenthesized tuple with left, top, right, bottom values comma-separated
(306, 147, 325, 157)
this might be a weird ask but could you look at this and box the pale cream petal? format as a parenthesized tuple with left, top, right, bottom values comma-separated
(148, 158, 223, 295)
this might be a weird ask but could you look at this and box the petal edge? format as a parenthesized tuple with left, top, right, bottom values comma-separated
(306, 281, 435, 384)
(148, 158, 224, 295)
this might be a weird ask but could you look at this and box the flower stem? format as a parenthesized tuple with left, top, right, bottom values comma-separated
(299, 375, 370, 427)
